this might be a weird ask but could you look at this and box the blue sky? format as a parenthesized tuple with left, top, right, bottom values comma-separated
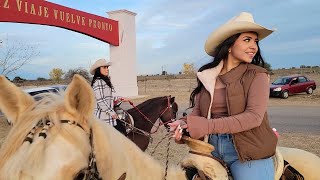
(1, 0, 320, 80)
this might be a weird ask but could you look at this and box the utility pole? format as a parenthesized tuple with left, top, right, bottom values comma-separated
(161, 65, 167, 75)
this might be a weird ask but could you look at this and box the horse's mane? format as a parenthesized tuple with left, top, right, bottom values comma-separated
(0, 93, 89, 172)
(128, 96, 167, 113)
(126, 96, 168, 127)
(92, 119, 186, 180)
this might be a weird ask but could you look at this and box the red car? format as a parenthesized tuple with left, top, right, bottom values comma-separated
(270, 75, 316, 99)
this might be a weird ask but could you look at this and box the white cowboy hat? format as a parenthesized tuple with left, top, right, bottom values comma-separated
(205, 12, 274, 56)
(90, 58, 112, 75)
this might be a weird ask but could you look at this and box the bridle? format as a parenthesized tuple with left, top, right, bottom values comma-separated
(76, 128, 100, 180)
(22, 119, 100, 180)
(156, 96, 178, 130)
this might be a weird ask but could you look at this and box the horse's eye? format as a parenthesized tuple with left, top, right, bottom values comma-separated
(74, 171, 85, 180)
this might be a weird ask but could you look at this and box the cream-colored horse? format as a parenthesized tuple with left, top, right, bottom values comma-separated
(0, 75, 319, 180)
(0, 75, 94, 179)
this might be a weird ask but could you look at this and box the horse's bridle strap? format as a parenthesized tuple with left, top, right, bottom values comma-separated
(39, 132, 47, 139)
(24, 137, 33, 144)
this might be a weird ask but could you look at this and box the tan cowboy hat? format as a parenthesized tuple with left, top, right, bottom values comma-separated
(205, 12, 274, 56)
(90, 58, 112, 75)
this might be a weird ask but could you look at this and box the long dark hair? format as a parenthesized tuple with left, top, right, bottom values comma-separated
(91, 67, 114, 90)
(189, 32, 265, 107)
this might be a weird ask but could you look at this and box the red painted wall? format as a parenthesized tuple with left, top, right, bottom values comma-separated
(0, 0, 119, 45)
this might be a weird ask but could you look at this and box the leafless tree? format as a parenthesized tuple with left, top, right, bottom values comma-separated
(64, 67, 91, 82)
(0, 35, 39, 76)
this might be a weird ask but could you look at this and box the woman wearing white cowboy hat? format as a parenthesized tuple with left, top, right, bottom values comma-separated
(169, 12, 277, 180)
(90, 58, 127, 135)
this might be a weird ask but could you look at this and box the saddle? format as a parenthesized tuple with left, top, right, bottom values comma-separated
(180, 136, 305, 180)
(114, 107, 135, 134)
(274, 149, 304, 180)
(180, 136, 229, 180)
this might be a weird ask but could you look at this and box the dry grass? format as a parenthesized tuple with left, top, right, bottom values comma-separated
(278, 133, 320, 156)
(136, 75, 320, 107)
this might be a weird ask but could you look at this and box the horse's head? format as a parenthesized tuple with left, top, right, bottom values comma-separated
(159, 96, 178, 129)
(0, 75, 95, 180)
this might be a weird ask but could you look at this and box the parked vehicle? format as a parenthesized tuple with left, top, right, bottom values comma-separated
(270, 75, 316, 99)
(1, 86, 67, 120)
(24, 87, 60, 100)
(24, 85, 67, 98)
(49, 85, 68, 92)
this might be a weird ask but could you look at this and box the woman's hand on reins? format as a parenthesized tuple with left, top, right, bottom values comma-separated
(120, 97, 130, 102)
(168, 120, 188, 143)
(111, 114, 118, 119)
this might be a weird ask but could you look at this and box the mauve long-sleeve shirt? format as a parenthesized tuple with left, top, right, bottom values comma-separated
(186, 73, 269, 138)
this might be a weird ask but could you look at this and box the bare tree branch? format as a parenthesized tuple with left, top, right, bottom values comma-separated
(0, 35, 40, 76)
(64, 67, 91, 82)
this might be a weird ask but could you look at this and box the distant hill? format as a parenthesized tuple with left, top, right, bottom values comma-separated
(272, 67, 320, 76)
(12, 66, 320, 87)
(138, 67, 320, 80)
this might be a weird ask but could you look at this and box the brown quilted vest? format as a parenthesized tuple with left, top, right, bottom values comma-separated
(198, 63, 278, 162)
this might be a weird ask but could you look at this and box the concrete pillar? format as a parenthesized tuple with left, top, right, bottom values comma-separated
(107, 9, 138, 97)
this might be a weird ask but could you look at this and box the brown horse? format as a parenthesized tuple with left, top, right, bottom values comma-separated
(118, 96, 178, 151)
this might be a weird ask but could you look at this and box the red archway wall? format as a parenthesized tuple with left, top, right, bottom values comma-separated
(0, 0, 119, 45)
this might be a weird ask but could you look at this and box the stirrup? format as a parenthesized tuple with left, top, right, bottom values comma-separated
(192, 172, 210, 180)
(281, 160, 304, 180)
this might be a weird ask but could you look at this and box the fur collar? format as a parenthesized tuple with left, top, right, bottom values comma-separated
(196, 61, 223, 98)
(197, 62, 249, 96)
(196, 61, 223, 119)
(196, 61, 248, 119)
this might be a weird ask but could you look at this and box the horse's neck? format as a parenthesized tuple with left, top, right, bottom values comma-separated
(128, 106, 162, 132)
(92, 120, 186, 180)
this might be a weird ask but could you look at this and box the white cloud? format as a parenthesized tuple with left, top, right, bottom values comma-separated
(265, 37, 320, 54)
(29, 57, 56, 65)
(73, 42, 107, 50)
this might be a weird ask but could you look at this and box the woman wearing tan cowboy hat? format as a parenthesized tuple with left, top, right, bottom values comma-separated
(90, 58, 127, 135)
(169, 12, 277, 180)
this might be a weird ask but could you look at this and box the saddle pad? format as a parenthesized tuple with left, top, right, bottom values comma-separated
(180, 153, 228, 180)
(273, 148, 285, 180)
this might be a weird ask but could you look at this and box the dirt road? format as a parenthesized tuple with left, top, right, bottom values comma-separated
(269, 106, 320, 134)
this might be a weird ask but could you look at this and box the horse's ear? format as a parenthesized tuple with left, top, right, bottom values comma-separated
(64, 75, 94, 118)
(170, 96, 175, 104)
(0, 76, 35, 124)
